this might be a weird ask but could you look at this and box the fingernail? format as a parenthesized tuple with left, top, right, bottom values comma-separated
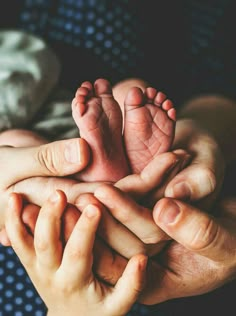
(139, 256, 148, 271)
(181, 155, 191, 169)
(166, 182, 191, 200)
(167, 158, 180, 172)
(85, 204, 98, 218)
(157, 199, 180, 225)
(64, 140, 81, 163)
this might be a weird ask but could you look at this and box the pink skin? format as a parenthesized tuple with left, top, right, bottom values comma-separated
(124, 87, 176, 173)
(72, 78, 130, 182)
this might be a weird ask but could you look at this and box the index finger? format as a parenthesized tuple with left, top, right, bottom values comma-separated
(94, 184, 171, 255)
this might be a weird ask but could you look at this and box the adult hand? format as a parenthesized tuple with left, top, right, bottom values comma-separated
(139, 195, 236, 305)
(93, 182, 236, 305)
(0, 138, 95, 229)
(160, 119, 225, 209)
(161, 93, 236, 210)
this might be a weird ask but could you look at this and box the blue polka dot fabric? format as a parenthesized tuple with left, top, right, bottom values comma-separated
(0, 244, 169, 315)
(19, 0, 144, 77)
(0, 245, 46, 316)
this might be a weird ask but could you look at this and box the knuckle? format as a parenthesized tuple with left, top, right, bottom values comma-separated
(36, 146, 59, 175)
(55, 277, 75, 294)
(199, 167, 217, 194)
(115, 209, 131, 224)
(67, 246, 87, 262)
(35, 236, 49, 253)
(189, 217, 219, 251)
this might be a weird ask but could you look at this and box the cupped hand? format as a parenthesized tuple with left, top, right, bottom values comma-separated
(5, 191, 147, 316)
(137, 195, 236, 305)
(92, 183, 236, 305)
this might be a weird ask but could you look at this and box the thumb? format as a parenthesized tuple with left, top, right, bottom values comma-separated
(164, 165, 217, 201)
(0, 138, 90, 187)
(153, 198, 235, 262)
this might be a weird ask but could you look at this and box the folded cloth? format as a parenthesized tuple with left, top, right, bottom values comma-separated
(0, 30, 61, 132)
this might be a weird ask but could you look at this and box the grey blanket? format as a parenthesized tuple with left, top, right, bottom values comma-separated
(0, 30, 79, 141)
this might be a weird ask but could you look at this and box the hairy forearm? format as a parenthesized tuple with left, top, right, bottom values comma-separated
(177, 94, 236, 163)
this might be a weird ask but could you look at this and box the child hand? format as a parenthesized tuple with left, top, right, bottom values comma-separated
(5, 190, 147, 316)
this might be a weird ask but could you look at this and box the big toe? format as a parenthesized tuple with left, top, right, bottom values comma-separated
(94, 78, 113, 96)
(124, 87, 144, 108)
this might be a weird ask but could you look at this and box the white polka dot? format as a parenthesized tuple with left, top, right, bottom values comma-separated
(15, 297, 23, 305)
(16, 282, 24, 290)
(0, 252, 5, 261)
(104, 40, 112, 48)
(5, 289, 14, 298)
(6, 260, 15, 269)
(35, 296, 44, 305)
(4, 304, 13, 311)
(6, 247, 14, 255)
(26, 289, 34, 298)
(16, 268, 25, 276)
(65, 22, 73, 31)
(25, 304, 33, 312)
(6, 275, 14, 284)
(86, 26, 95, 35)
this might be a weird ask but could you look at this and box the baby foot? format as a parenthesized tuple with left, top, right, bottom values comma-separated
(124, 87, 176, 173)
(72, 78, 130, 182)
